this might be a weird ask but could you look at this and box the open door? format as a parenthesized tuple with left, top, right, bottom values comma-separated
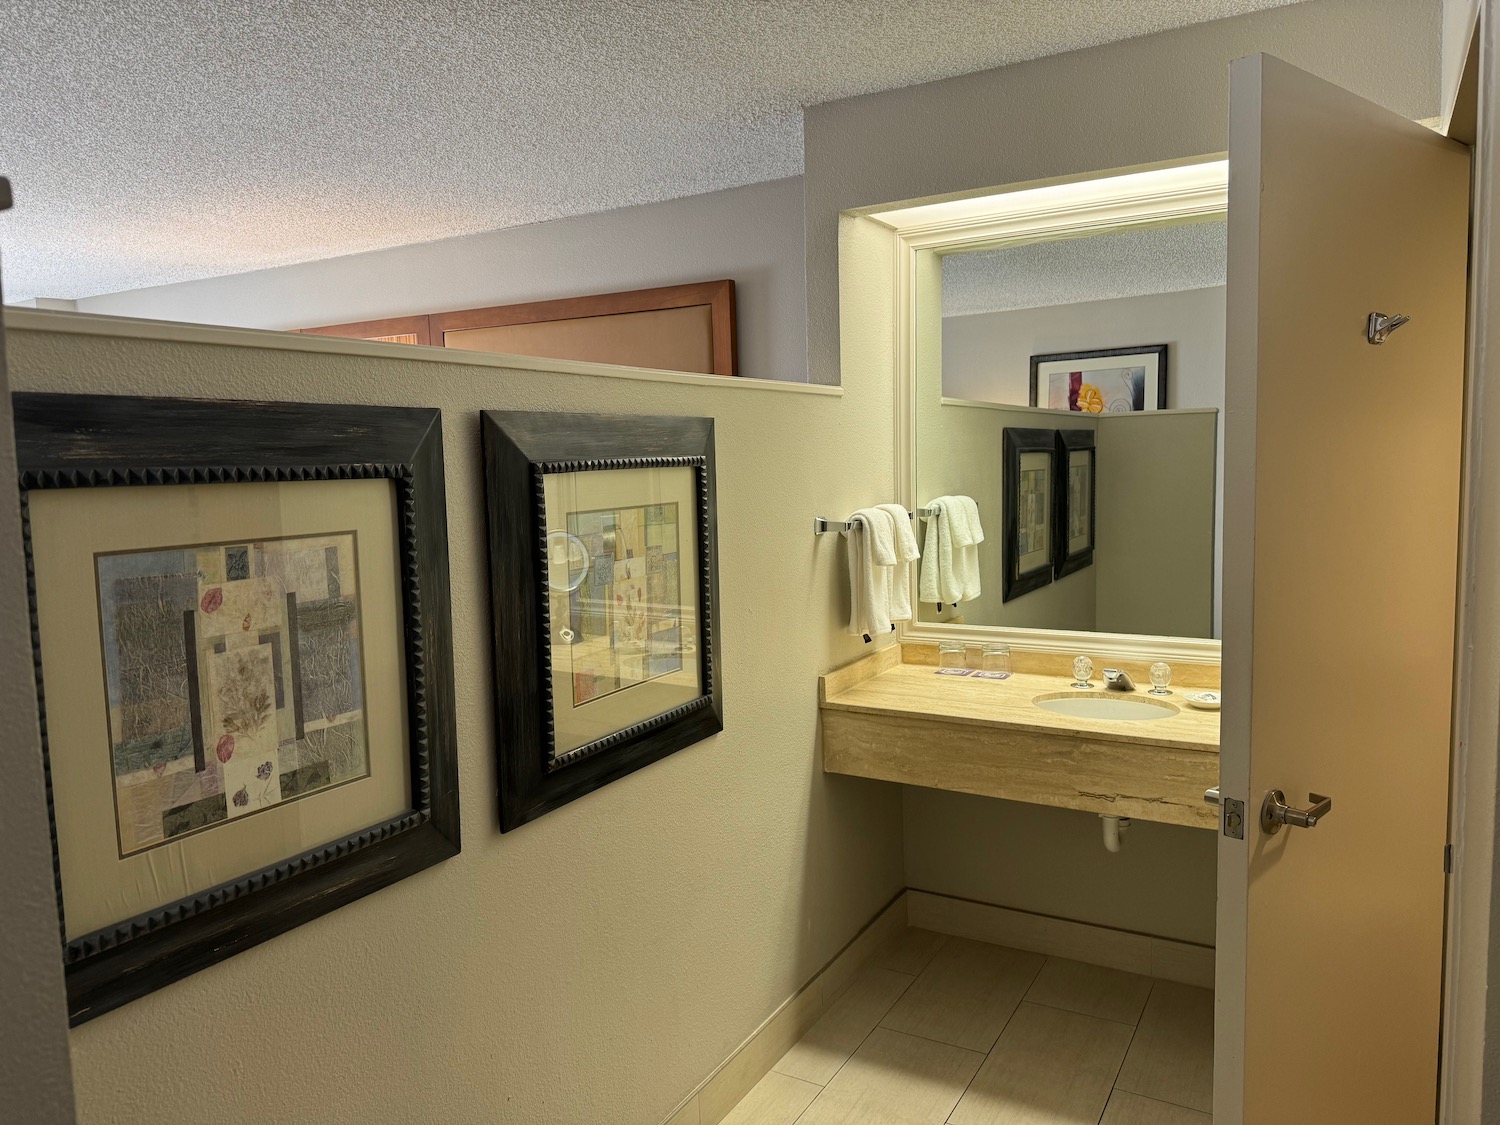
(1219, 55, 1470, 1123)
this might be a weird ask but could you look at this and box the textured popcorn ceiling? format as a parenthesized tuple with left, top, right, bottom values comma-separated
(941, 221, 1229, 317)
(0, 0, 1298, 301)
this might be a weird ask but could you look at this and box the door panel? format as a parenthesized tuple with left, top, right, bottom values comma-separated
(1220, 54, 1469, 1123)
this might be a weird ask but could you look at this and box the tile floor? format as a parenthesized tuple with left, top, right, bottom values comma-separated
(722, 927, 1213, 1125)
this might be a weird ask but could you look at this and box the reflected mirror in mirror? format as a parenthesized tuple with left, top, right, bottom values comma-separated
(915, 215, 1225, 640)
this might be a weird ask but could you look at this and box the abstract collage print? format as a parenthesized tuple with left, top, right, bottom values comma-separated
(562, 503, 684, 706)
(96, 533, 370, 857)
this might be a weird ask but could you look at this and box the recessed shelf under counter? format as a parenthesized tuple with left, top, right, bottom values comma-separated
(818, 646, 1219, 830)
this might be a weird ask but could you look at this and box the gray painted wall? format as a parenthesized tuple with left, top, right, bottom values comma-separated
(803, 0, 1442, 384)
(0, 274, 76, 1120)
(74, 177, 810, 381)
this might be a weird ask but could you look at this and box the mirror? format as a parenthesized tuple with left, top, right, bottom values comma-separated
(913, 215, 1225, 640)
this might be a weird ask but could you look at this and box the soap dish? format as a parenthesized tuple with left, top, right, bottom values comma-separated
(1183, 691, 1221, 711)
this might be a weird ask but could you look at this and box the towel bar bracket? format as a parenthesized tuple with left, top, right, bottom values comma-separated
(815, 507, 935, 535)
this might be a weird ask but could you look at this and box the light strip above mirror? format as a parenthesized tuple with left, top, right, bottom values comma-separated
(868, 158, 1228, 239)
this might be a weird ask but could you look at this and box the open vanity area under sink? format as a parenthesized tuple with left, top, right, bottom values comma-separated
(820, 645, 1219, 829)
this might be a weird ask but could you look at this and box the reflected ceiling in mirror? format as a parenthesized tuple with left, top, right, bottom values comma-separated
(915, 214, 1226, 642)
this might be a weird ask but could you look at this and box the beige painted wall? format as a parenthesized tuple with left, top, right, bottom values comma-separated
(903, 790, 1216, 946)
(1095, 411, 1218, 639)
(4, 314, 903, 1125)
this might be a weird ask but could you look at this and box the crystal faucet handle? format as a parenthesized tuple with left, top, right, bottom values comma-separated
(1149, 661, 1173, 695)
(1071, 656, 1093, 688)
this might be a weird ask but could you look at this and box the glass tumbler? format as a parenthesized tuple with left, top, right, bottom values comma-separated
(938, 642, 967, 670)
(981, 643, 1011, 674)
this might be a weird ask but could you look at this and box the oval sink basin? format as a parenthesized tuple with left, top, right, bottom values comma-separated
(1032, 692, 1178, 721)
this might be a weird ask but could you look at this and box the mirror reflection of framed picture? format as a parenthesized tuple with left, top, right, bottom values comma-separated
(1029, 344, 1168, 413)
(1002, 427, 1057, 603)
(1055, 428, 1096, 578)
(482, 410, 722, 831)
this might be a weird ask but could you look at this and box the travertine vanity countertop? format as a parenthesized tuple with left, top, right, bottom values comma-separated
(822, 661, 1220, 752)
(819, 647, 1219, 829)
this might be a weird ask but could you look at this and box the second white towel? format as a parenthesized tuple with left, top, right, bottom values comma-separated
(919, 495, 984, 608)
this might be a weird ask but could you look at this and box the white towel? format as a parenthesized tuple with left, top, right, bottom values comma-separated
(845, 508, 895, 639)
(952, 496, 983, 602)
(876, 503, 921, 623)
(919, 496, 984, 607)
(919, 497, 958, 607)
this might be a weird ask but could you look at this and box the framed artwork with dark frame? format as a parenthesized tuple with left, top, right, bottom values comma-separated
(14, 393, 460, 1024)
(1029, 344, 1169, 413)
(1002, 427, 1057, 603)
(482, 411, 722, 831)
(1055, 428, 1096, 579)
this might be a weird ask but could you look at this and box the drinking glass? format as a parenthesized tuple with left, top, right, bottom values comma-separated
(938, 642, 967, 670)
(981, 643, 1011, 674)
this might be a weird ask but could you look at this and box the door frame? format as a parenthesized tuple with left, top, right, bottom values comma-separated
(1440, 5, 1500, 1121)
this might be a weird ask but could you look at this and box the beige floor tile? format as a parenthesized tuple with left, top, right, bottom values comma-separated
(775, 967, 916, 1085)
(949, 1002, 1134, 1125)
(880, 937, 1044, 1053)
(795, 1027, 984, 1125)
(1100, 1089, 1213, 1124)
(1115, 982, 1215, 1114)
(718, 1070, 822, 1125)
(1024, 957, 1154, 1026)
(878, 927, 949, 976)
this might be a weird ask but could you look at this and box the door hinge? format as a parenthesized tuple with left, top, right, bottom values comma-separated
(1445, 843, 1454, 874)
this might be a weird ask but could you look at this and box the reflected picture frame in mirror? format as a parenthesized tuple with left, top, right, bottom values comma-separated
(1054, 428, 1096, 579)
(1001, 427, 1057, 603)
(1029, 344, 1169, 413)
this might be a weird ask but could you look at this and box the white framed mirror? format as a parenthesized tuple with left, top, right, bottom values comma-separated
(855, 157, 1229, 663)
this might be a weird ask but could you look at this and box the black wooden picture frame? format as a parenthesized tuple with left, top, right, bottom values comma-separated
(1002, 427, 1058, 603)
(13, 393, 460, 1025)
(1054, 428, 1097, 579)
(482, 410, 722, 831)
(1028, 344, 1169, 412)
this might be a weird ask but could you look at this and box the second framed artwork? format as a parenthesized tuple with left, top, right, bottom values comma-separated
(482, 411, 722, 830)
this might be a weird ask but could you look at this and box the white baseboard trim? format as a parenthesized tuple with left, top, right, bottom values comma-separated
(660, 890, 910, 1125)
(907, 889, 1215, 989)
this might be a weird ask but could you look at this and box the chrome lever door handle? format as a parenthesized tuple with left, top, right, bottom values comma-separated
(1204, 787, 1220, 805)
(1261, 789, 1332, 835)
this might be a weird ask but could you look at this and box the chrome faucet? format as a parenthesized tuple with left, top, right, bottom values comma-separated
(1102, 668, 1136, 692)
